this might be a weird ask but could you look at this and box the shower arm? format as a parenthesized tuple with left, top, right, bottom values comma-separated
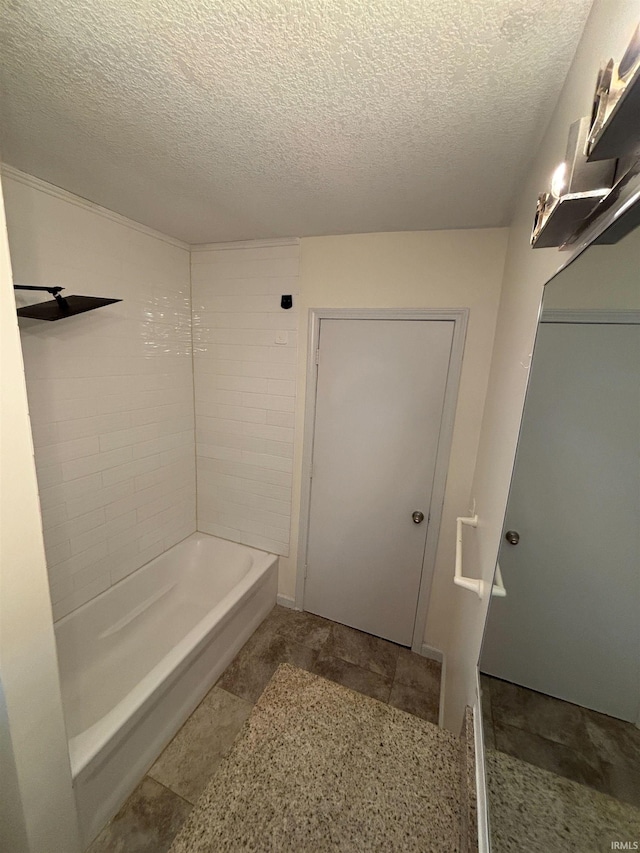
(14, 284, 69, 309)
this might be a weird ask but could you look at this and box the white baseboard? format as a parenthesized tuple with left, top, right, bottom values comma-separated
(276, 594, 297, 609)
(420, 642, 444, 664)
(420, 643, 446, 728)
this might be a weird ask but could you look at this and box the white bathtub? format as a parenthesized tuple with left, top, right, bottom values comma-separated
(55, 532, 278, 847)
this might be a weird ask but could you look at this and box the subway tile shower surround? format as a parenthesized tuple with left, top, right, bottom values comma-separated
(5, 169, 301, 621)
(5, 172, 196, 620)
(192, 241, 300, 557)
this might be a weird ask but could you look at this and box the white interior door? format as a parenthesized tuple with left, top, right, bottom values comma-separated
(304, 318, 454, 646)
(481, 322, 640, 722)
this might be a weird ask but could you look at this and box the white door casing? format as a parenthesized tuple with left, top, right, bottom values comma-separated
(296, 309, 468, 650)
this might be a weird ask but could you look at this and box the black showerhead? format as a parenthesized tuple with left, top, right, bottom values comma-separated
(14, 286, 121, 321)
(17, 295, 122, 321)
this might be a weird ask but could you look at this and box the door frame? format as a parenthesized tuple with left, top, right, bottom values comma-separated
(295, 307, 469, 653)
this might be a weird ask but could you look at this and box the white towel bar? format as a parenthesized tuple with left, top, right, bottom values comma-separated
(492, 563, 507, 598)
(454, 514, 507, 599)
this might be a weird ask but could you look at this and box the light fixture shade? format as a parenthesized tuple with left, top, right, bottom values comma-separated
(587, 24, 640, 162)
(531, 117, 616, 248)
(567, 117, 617, 192)
(531, 189, 610, 248)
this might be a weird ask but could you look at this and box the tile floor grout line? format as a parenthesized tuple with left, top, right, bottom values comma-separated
(215, 683, 256, 706)
(146, 774, 197, 809)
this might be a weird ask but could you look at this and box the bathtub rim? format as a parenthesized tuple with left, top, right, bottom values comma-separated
(54, 531, 261, 633)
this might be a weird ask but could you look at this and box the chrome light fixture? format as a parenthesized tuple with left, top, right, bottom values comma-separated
(531, 21, 640, 250)
(531, 117, 616, 248)
(587, 24, 640, 162)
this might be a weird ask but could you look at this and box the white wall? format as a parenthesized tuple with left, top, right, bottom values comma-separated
(0, 178, 80, 851)
(443, 0, 640, 731)
(191, 240, 300, 557)
(4, 168, 196, 620)
(191, 230, 508, 648)
(287, 230, 508, 657)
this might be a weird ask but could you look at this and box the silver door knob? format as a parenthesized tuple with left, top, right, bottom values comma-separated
(505, 530, 520, 545)
(412, 511, 425, 524)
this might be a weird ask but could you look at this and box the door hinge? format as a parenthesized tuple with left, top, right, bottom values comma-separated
(315, 347, 320, 365)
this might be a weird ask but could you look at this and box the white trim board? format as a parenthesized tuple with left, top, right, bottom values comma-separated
(295, 307, 469, 656)
(190, 237, 300, 253)
(0, 164, 190, 251)
(276, 594, 297, 610)
(420, 643, 444, 665)
(542, 308, 640, 324)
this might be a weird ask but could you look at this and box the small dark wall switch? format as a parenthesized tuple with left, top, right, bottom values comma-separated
(281, 295, 293, 310)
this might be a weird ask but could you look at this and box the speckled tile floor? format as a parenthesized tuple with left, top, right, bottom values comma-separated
(86, 605, 443, 852)
(169, 664, 460, 853)
(480, 674, 640, 810)
(485, 749, 640, 853)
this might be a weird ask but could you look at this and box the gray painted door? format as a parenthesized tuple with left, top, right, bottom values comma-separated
(304, 318, 454, 645)
(481, 322, 640, 722)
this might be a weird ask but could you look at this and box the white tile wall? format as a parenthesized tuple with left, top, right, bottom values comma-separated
(4, 172, 196, 620)
(191, 241, 300, 556)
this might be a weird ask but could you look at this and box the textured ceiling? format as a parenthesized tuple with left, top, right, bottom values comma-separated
(1, 0, 594, 243)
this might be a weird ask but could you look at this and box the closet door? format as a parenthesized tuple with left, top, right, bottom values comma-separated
(304, 318, 454, 646)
